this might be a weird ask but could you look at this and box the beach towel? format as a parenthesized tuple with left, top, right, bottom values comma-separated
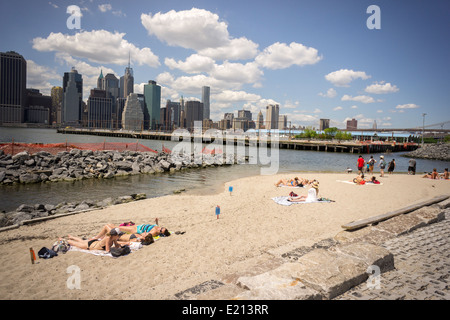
(272, 196, 333, 206)
(278, 184, 306, 188)
(336, 180, 383, 185)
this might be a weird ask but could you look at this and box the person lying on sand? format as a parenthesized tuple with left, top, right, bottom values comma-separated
(65, 228, 121, 252)
(275, 177, 310, 187)
(89, 224, 154, 246)
(352, 173, 367, 185)
(440, 168, 449, 180)
(90, 219, 170, 241)
(288, 180, 319, 202)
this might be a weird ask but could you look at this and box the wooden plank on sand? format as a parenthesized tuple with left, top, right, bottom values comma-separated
(341, 194, 450, 231)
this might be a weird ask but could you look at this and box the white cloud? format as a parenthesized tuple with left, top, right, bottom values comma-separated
(98, 4, 112, 12)
(351, 105, 358, 109)
(333, 106, 343, 111)
(318, 88, 337, 98)
(325, 69, 371, 87)
(32, 30, 160, 68)
(141, 8, 258, 60)
(395, 103, 420, 109)
(255, 42, 322, 70)
(26, 60, 60, 95)
(212, 90, 261, 103)
(341, 94, 375, 104)
(165, 54, 215, 74)
(49, 2, 58, 9)
(365, 81, 399, 94)
(210, 61, 263, 85)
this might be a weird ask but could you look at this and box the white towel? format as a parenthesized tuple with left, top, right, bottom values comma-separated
(272, 196, 332, 206)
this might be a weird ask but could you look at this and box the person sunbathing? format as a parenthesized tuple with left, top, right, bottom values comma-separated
(275, 177, 311, 187)
(90, 219, 170, 241)
(117, 231, 154, 246)
(66, 228, 121, 252)
(423, 168, 439, 179)
(352, 173, 367, 185)
(367, 176, 381, 184)
(440, 168, 449, 179)
(288, 180, 319, 202)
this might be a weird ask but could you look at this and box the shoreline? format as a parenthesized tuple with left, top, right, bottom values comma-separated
(0, 172, 448, 300)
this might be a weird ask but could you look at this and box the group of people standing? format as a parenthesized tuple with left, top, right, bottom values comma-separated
(357, 155, 396, 177)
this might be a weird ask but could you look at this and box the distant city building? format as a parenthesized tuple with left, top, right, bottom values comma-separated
(143, 80, 161, 130)
(347, 118, 358, 130)
(202, 86, 210, 120)
(238, 109, 252, 122)
(122, 93, 144, 131)
(97, 69, 104, 89)
(0, 51, 27, 123)
(184, 100, 203, 131)
(373, 120, 377, 130)
(256, 110, 264, 129)
(62, 67, 83, 125)
(265, 104, 279, 129)
(232, 117, 249, 131)
(25, 89, 51, 124)
(87, 89, 112, 128)
(165, 99, 181, 130)
(120, 56, 134, 99)
(51, 86, 63, 124)
(319, 118, 330, 131)
(279, 115, 288, 130)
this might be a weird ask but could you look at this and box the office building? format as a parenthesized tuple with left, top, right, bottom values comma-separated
(184, 100, 203, 131)
(319, 118, 330, 131)
(279, 115, 288, 130)
(143, 80, 161, 130)
(238, 109, 252, 122)
(120, 54, 134, 98)
(51, 86, 63, 124)
(202, 86, 210, 120)
(346, 118, 358, 130)
(165, 99, 181, 130)
(25, 89, 51, 124)
(256, 110, 264, 129)
(62, 67, 83, 125)
(87, 89, 112, 128)
(265, 104, 279, 129)
(122, 93, 144, 131)
(0, 51, 27, 123)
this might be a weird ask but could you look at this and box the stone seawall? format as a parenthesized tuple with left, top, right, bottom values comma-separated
(402, 143, 450, 162)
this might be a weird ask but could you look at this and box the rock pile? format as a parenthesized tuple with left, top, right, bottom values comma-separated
(0, 193, 147, 228)
(0, 149, 245, 185)
(403, 143, 450, 161)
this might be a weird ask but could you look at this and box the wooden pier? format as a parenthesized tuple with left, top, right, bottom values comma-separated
(57, 128, 419, 154)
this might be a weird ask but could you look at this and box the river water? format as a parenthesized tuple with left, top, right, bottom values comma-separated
(1, 127, 449, 212)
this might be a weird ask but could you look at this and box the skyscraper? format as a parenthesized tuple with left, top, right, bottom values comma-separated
(0, 51, 27, 123)
(143, 80, 161, 130)
(319, 118, 330, 131)
(184, 100, 203, 131)
(87, 89, 112, 128)
(202, 86, 210, 120)
(256, 110, 264, 129)
(346, 118, 358, 130)
(120, 54, 134, 99)
(265, 104, 279, 129)
(51, 86, 63, 124)
(62, 67, 83, 125)
(122, 93, 144, 131)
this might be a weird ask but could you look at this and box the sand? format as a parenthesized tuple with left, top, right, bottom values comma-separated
(0, 172, 448, 300)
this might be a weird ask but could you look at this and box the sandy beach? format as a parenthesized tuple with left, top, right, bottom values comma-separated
(0, 172, 448, 300)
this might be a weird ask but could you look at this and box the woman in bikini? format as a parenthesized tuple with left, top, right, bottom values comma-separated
(66, 228, 121, 252)
(90, 219, 170, 242)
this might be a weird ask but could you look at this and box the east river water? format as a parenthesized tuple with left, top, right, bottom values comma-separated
(1, 127, 449, 212)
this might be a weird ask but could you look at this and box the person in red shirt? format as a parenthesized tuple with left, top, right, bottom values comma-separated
(357, 155, 365, 174)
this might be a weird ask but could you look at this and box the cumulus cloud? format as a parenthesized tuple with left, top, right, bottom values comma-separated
(32, 30, 160, 67)
(212, 90, 261, 103)
(255, 42, 322, 70)
(26, 60, 60, 95)
(141, 8, 258, 60)
(333, 106, 343, 111)
(210, 61, 263, 84)
(318, 88, 337, 98)
(396, 103, 420, 109)
(341, 94, 375, 104)
(325, 69, 371, 87)
(165, 54, 215, 74)
(365, 81, 399, 94)
(98, 4, 112, 12)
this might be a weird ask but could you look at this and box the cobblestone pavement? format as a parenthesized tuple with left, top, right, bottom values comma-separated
(334, 210, 450, 300)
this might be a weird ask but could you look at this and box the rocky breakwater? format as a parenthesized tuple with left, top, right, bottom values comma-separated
(403, 143, 450, 161)
(0, 193, 147, 229)
(0, 149, 245, 186)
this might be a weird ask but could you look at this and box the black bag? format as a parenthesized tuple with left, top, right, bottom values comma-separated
(38, 247, 58, 259)
(110, 245, 131, 257)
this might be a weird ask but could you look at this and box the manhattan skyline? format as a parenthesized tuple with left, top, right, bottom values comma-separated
(0, 0, 449, 130)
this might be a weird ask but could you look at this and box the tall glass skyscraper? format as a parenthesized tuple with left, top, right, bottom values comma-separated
(143, 80, 160, 130)
(0, 51, 27, 123)
(62, 67, 83, 125)
(202, 86, 210, 120)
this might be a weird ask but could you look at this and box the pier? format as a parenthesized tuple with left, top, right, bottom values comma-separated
(57, 128, 419, 154)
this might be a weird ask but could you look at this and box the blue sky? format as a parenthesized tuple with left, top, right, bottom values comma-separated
(1, 0, 449, 130)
